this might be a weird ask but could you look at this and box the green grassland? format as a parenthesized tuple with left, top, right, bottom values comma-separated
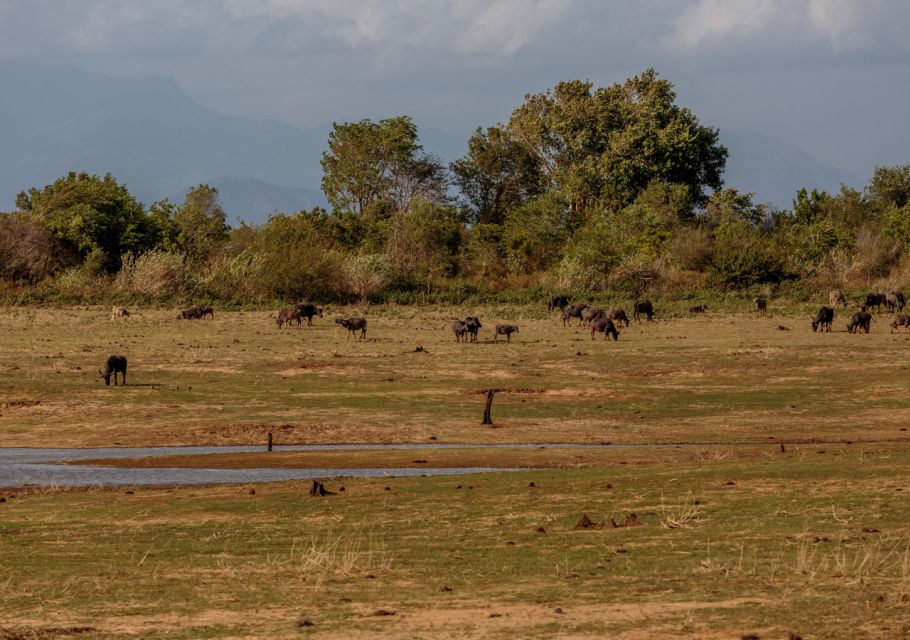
(2, 303, 910, 638)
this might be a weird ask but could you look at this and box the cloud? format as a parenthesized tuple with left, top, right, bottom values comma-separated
(664, 0, 910, 55)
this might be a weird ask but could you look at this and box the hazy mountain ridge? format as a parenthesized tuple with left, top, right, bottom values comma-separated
(0, 61, 865, 222)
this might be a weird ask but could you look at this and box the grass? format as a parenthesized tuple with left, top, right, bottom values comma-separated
(2, 303, 910, 637)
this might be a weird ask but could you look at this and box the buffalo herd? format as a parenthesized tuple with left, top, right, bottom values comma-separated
(99, 288, 910, 387)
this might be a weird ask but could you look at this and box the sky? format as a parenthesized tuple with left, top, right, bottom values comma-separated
(1, 0, 909, 178)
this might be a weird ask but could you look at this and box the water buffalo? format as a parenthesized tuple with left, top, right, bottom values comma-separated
(177, 307, 203, 319)
(590, 317, 619, 341)
(829, 290, 847, 308)
(811, 306, 834, 332)
(754, 297, 767, 316)
(199, 306, 214, 319)
(99, 355, 127, 386)
(891, 314, 910, 333)
(295, 302, 323, 325)
(886, 291, 905, 312)
(606, 308, 629, 327)
(465, 316, 482, 342)
(847, 311, 873, 334)
(580, 307, 605, 326)
(562, 304, 588, 327)
(494, 324, 519, 342)
(276, 308, 302, 329)
(548, 295, 569, 312)
(864, 292, 886, 312)
(633, 300, 654, 322)
(336, 317, 367, 339)
(688, 305, 708, 314)
(452, 319, 469, 343)
(110, 306, 130, 321)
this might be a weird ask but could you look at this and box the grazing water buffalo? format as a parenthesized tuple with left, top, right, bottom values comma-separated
(633, 299, 654, 322)
(110, 306, 130, 321)
(199, 306, 214, 319)
(295, 302, 323, 325)
(580, 307, 605, 326)
(275, 308, 302, 329)
(891, 314, 910, 333)
(754, 297, 767, 316)
(548, 295, 569, 312)
(590, 317, 619, 341)
(864, 292, 886, 312)
(829, 289, 847, 308)
(562, 304, 588, 326)
(605, 308, 629, 327)
(452, 319, 468, 343)
(847, 311, 873, 334)
(688, 305, 708, 314)
(886, 291, 905, 312)
(99, 355, 127, 386)
(811, 306, 834, 332)
(336, 317, 367, 338)
(494, 324, 519, 342)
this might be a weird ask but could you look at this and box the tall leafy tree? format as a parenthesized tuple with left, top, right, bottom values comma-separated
(15, 172, 153, 272)
(451, 126, 545, 225)
(321, 116, 447, 214)
(170, 184, 229, 263)
(507, 69, 727, 216)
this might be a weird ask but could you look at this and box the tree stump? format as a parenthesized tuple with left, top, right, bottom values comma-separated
(482, 390, 494, 425)
(267, 432, 273, 452)
(309, 480, 334, 497)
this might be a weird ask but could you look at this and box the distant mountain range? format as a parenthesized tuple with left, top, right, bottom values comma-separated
(0, 61, 865, 223)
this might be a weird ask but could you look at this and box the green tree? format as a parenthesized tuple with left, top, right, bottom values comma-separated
(321, 116, 447, 214)
(171, 185, 229, 263)
(15, 172, 153, 272)
(507, 69, 727, 216)
(866, 164, 910, 209)
(451, 126, 544, 225)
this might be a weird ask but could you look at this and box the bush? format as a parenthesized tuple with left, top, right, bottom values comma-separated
(0, 214, 76, 282)
(114, 251, 191, 297)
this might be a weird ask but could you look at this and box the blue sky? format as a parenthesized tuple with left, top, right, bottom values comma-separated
(1, 0, 909, 177)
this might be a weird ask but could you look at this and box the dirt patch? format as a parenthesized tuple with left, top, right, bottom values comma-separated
(0, 627, 96, 640)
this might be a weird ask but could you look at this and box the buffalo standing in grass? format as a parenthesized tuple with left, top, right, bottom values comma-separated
(847, 310, 873, 334)
(633, 300, 654, 322)
(276, 308, 302, 329)
(886, 292, 906, 313)
(336, 317, 367, 339)
(548, 295, 569, 312)
(811, 306, 834, 332)
(465, 316, 482, 342)
(864, 293, 886, 312)
(295, 302, 323, 326)
(891, 314, 910, 333)
(606, 308, 629, 327)
(580, 307, 605, 326)
(99, 355, 127, 386)
(754, 297, 767, 316)
(829, 290, 847, 308)
(494, 324, 519, 342)
(590, 317, 620, 341)
(562, 304, 588, 327)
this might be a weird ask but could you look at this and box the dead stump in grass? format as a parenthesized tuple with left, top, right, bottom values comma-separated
(611, 513, 641, 528)
(574, 513, 602, 529)
(309, 480, 335, 497)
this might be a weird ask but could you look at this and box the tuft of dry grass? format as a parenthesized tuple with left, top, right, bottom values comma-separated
(660, 493, 706, 529)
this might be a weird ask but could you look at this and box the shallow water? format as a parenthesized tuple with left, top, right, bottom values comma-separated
(0, 441, 731, 488)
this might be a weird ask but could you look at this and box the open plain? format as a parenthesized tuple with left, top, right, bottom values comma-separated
(2, 303, 910, 639)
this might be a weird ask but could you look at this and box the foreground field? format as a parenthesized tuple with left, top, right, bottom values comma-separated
(2, 304, 910, 447)
(3, 304, 910, 638)
(3, 443, 910, 638)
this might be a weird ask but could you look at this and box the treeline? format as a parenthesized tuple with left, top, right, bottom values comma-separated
(2, 68, 910, 306)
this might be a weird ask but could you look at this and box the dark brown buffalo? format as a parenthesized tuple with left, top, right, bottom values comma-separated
(606, 308, 629, 327)
(811, 306, 834, 332)
(754, 297, 768, 316)
(177, 307, 203, 319)
(864, 292, 886, 312)
(688, 305, 708, 314)
(847, 311, 873, 334)
(276, 308, 302, 329)
(886, 292, 906, 312)
(494, 324, 519, 342)
(465, 316, 482, 342)
(295, 302, 323, 325)
(580, 307, 605, 326)
(562, 304, 588, 327)
(590, 317, 619, 341)
(548, 295, 569, 312)
(336, 317, 367, 339)
(633, 300, 654, 322)
(891, 314, 910, 333)
(452, 319, 468, 343)
(99, 355, 127, 386)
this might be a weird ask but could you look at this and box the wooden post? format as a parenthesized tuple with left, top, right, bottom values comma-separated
(482, 390, 494, 425)
(267, 432, 273, 452)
